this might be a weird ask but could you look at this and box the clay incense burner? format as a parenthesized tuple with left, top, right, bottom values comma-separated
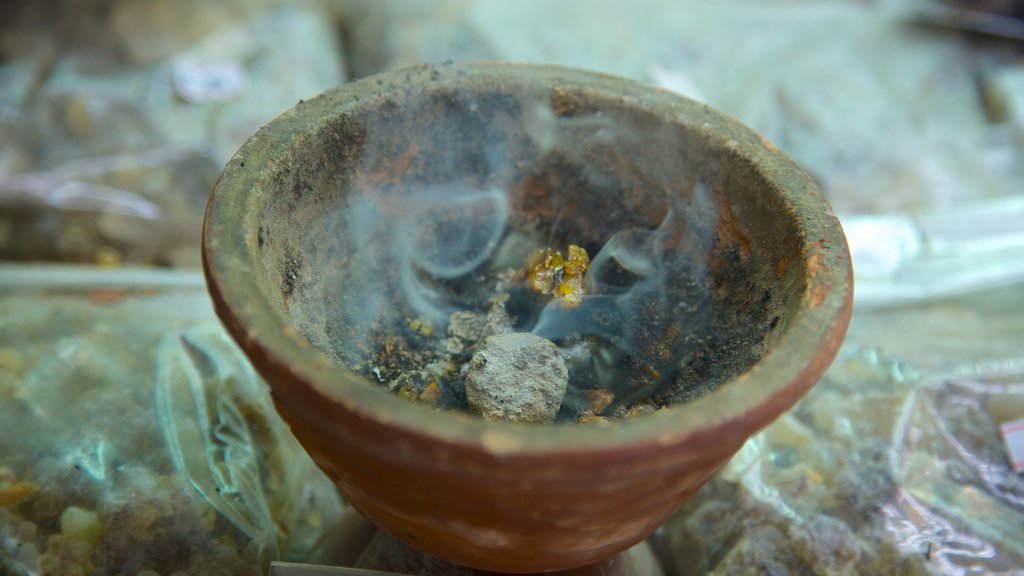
(202, 62, 853, 573)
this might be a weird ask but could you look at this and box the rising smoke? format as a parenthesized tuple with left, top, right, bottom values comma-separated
(295, 85, 731, 412)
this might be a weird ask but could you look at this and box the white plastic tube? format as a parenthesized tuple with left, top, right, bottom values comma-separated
(843, 194, 1024, 307)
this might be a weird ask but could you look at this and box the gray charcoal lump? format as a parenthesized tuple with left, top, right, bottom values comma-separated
(465, 333, 569, 423)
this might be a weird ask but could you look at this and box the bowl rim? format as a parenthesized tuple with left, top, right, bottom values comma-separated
(202, 61, 853, 457)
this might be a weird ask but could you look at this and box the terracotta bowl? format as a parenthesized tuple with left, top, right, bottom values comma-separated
(202, 62, 852, 573)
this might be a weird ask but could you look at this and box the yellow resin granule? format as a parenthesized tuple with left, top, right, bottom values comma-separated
(515, 245, 590, 307)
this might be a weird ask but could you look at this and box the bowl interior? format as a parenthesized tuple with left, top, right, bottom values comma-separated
(244, 66, 807, 417)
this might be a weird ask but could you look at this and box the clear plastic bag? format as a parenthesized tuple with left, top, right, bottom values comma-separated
(0, 265, 343, 575)
(651, 292, 1024, 576)
(887, 373, 1024, 574)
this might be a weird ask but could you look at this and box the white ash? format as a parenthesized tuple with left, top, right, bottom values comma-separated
(424, 359, 456, 380)
(482, 293, 514, 337)
(445, 293, 514, 349)
(438, 337, 465, 355)
(448, 310, 487, 342)
(465, 333, 568, 423)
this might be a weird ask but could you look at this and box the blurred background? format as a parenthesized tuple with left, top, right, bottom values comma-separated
(1, 0, 1023, 268)
(1, 1, 1023, 575)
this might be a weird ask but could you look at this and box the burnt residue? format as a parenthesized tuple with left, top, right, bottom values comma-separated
(512, 152, 672, 245)
(292, 177, 314, 202)
(550, 86, 582, 117)
(281, 251, 303, 301)
(258, 73, 807, 414)
(252, 111, 367, 314)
